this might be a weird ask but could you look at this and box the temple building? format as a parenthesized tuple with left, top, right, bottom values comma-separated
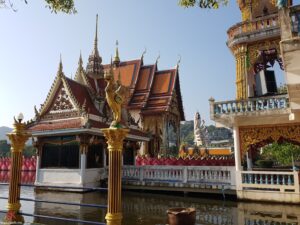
(210, 0, 300, 203)
(27, 16, 184, 188)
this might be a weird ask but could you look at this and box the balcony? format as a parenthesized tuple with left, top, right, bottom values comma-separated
(227, 14, 280, 48)
(210, 95, 290, 126)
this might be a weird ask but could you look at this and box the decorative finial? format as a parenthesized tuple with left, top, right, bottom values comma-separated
(79, 51, 83, 67)
(58, 54, 63, 76)
(113, 40, 120, 66)
(141, 48, 147, 60)
(176, 55, 181, 69)
(155, 52, 160, 64)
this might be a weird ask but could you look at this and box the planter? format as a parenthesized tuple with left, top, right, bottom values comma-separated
(167, 207, 196, 225)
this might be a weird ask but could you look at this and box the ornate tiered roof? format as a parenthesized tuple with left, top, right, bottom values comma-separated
(28, 15, 184, 141)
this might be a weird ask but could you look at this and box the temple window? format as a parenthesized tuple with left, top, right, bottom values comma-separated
(41, 136, 79, 169)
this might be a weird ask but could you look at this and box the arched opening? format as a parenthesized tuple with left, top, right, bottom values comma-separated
(243, 138, 300, 170)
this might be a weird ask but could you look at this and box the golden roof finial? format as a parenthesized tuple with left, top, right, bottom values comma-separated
(113, 40, 120, 66)
(176, 55, 181, 69)
(79, 51, 83, 66)
(155, 52, 160, 64)
(58, 54, 64, 76)
(141, 47, 147, 60)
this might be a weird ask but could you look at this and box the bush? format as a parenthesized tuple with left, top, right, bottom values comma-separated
(255, 160, 274, 168)
(262, 142, 300, 166)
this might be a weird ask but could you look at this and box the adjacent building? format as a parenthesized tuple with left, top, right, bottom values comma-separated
(210, 0, 300, 202)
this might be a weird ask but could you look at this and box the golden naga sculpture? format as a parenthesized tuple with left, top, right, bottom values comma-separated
(104, 66, 127, 128)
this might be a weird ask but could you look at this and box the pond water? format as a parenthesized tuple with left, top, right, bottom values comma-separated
(0, 172, 300, 225)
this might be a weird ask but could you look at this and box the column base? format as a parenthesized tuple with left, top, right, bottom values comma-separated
(7, 203, 21, 211)
(4, 206, 24, 224)
(105, 213, 122, 225)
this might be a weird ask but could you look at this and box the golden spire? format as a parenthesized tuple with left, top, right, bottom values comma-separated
(94, 14, 99, 54)
(86, 14, 104, 77)
(113, 40, 120, 67)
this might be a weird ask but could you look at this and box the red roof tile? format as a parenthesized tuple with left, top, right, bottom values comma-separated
(65, 78, 100, 115)
(28, 118, 82, 132)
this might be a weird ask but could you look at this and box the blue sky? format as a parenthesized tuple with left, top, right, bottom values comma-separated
(0, 0, 283, 127)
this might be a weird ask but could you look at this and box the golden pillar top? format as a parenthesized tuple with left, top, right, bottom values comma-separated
(7, 117, 31, 153)
(102, 128, 129, 151)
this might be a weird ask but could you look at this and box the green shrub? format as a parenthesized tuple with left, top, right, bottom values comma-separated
(255, 160, 274, 168)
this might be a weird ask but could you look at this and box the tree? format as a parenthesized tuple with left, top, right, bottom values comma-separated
(0, 0, 76, 13)
(0, 140, 10, 157)
(261, 142, 300, 166)
(178, 0, 228, 8)
(23, 145, 36, 157)
(0, 0, 228, 14)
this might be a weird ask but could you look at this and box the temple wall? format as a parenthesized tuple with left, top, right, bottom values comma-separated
(36, 169, 81, 186)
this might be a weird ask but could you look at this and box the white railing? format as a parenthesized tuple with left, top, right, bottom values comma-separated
(212, 95, 289, 115)
(122, 165, 236, 189)
(240, 170, 299, 193)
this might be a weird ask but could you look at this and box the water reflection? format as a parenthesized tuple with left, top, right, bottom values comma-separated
(0, 171, 300, 225)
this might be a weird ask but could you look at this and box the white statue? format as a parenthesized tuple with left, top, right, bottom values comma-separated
(194, 112, 210, 147)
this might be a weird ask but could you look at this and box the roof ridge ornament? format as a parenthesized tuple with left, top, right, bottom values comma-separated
(57, 54, 64, 77)
(79, 51, 83, 67)
(176, 55, 181, 69)
(141, 47, 147, 61)
(113, 40, 120, 67)
(155, 52, 160, 65)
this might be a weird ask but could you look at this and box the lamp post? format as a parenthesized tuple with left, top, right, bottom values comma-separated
(6, 113, 31, 223)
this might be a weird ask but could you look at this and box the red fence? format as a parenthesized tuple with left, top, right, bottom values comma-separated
(0, 156, 36, 171)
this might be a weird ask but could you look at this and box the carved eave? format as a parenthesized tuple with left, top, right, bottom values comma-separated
(74, 62, 96, 97)
(61, 76, 82, 110)
(39, 70, 66, 117)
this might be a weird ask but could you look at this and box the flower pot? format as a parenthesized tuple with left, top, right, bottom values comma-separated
(167, 207, 196, 225)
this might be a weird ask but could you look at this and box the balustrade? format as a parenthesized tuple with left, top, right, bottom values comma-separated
(122, 166, 235, 189)
(227, 14, 279, 43)
(213, 95, 289, 115)
(240, 171, 299, 193)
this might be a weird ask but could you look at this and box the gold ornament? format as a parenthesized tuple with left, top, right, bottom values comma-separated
(104, 65, 127, 128)
(239, 123, 300, 154)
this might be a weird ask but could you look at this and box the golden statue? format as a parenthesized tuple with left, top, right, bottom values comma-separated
(104, 66, 126, 128)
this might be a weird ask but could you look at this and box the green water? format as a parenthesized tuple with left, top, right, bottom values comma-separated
(1, 185, 300, 225)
